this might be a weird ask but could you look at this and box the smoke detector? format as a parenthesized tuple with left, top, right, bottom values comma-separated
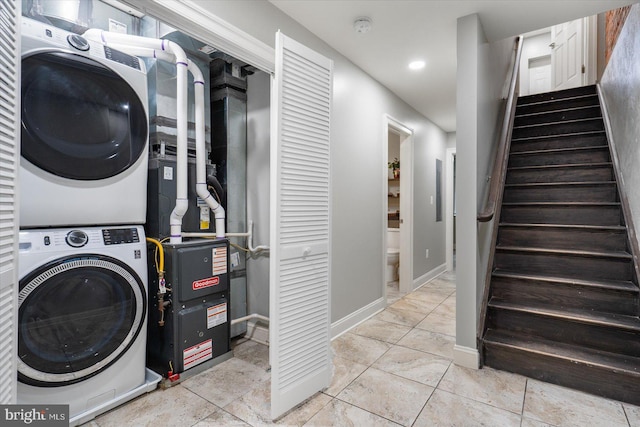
(353, 17, 372, 34)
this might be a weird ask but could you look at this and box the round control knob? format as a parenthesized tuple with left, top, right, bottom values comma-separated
(67, 34, 90, 51)
(66, 230, 88, 248)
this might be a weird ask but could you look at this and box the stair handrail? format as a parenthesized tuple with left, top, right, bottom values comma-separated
(478, 36, 524, 222)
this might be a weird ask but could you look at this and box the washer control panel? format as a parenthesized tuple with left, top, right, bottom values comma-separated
(102, 228, 140, 245)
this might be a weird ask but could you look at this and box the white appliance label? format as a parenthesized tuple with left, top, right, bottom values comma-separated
(212, 246, 227, 274)
(207, 303, 227, 329)
(183, 339, 212, 371)
(163, 166, 173, 180)
(109, 19, 127, 34)
(199, 206, 210, 229)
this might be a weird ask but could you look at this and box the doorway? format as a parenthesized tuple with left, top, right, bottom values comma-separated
(519, 16, 598, 97)
(383, 116, 413, 301)
(446, 148, 456, 271)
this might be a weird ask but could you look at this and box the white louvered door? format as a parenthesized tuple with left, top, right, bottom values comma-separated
(0, 0, 20, 404)
(270, 32, 333, 419)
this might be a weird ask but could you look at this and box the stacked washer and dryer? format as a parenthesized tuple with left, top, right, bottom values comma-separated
(17, 18, 158, 425)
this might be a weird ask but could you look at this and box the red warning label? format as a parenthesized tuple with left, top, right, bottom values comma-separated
(183, 339, 212, 370)
(192, 276, 220, 290)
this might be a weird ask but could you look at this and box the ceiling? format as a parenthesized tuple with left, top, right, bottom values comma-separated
(269, 0, 637, 132)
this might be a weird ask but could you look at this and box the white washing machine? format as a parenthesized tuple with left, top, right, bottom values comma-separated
(20, 17, 149, 228)
(17, 226, 150, 425)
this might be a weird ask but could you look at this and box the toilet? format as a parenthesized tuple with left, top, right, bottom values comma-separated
(386, 228, 400, 284)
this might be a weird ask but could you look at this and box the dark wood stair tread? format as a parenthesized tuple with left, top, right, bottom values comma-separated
(513, 116, 603, 130)
(516, 100, 599, 115)
(518, 87, 598, 105)
(495, 245, 632, 260)
(502, 201, 620, 207)
(498, 223, 626, 231)
(511, 130, 605, 143)
(510, 145, 609, 157)
(491, 269, 638, 293)
(508, 162, 613, 172)
(483, 329, 640, 376)
(504, 181, 616, 188)
(515, 105, 601, 120)
(487, 299, 640, 332)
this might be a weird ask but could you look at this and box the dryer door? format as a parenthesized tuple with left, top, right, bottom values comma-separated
(18, 255, 146, 386)
(21, 51, 148, 180)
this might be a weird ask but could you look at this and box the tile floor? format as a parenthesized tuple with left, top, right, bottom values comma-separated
(85, 270, 640, 426)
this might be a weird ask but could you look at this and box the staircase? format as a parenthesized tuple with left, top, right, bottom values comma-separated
(481, 85, 640, 405)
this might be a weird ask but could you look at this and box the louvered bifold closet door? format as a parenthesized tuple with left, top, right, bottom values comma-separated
(0, 0, 20, 404)
(270, 32, 333, 420)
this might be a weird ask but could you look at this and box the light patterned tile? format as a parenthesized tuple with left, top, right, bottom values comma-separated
(389, 297, 437, 315)
(374, 306, 427, 327)
(232, 339, 270, 371)
(325, 355, 368, 397)
(192, 408, 251, 426)
(423, 277, 456, 290)
(521, 418, 556, 427)
(405, 289, 451, 306)
(337, 367, 434, 426)
(415, 309, 455, 336)
(331, 332, 391, 366)
(413, 389, 521, 427)
(305, 399, 401, 427)
(351, 318, 412, 343)
(430, 300, 455, 319)
(372, 346, 450, 387)
(182, 357, 270, 407)
(438, 365, 526, 414)
(396, 328, 455, 359)
(93, 386, 217, 427)
(523, 379, 628, 427)
(625, 403, 640, 427)
(224, 383, 331, 426)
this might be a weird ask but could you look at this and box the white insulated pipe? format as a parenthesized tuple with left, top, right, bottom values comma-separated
(230, 313, 270, 326)
(182, 221, 269, 253)
(84, 31, 189, 244)
(187, 60, 226, 238)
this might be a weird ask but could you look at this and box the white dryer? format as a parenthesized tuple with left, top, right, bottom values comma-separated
(20, 18, 149, 228)
(17, 226, 149, 424)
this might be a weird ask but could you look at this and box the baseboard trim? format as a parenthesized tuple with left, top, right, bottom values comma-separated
(453, 344, 480, 369)
(244, 320, 269, 345)
(413, 263, 448, 290)
(330, 297, 386, 340)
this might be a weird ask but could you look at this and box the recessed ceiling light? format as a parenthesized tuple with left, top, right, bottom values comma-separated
(408, 60, 426, 70)
(353, 17, 372, 34)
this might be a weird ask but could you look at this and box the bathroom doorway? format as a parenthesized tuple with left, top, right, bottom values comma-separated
(383, 115, 413, 303)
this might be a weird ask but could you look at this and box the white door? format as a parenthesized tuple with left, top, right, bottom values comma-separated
(270, 32, 333, 419)
(0, 0, 21, 404)
(398, 126, 413, 293)
(551, 18, 584, 91)
(529, 63, 552, 94)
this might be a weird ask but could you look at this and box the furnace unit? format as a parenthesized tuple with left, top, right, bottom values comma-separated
(147, 239, 231, 381)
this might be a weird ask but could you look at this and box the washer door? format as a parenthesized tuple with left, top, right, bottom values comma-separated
(21, 51, 148, 181)
(18, 255, 146, 387)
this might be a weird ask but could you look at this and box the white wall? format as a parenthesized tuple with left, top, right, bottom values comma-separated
(456, 13, 516, 365)
(199, 1, 448, 326)
(246, 70, 271, 316)
(600, 4, 640, 255)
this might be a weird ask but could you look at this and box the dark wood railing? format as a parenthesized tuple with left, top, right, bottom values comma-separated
(478, 36, 524, 222)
